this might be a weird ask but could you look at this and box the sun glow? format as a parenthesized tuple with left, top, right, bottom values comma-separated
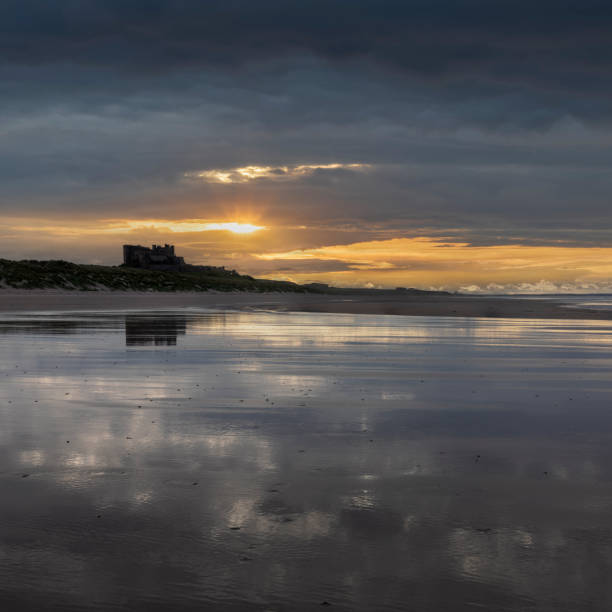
(0, 217, 266, 236)
(114, 220, 266, 234)
(203, 222, 264, 234)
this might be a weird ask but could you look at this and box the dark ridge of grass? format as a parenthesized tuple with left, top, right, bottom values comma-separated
(0, 259, 312, 293)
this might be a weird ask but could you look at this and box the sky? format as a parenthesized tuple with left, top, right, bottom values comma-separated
(2, 0, 612, 292)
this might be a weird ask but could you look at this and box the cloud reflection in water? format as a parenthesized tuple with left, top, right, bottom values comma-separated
(1, 311, 612, 610)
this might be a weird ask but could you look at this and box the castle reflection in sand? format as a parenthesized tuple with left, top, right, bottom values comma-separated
(124, 314, 187, 346)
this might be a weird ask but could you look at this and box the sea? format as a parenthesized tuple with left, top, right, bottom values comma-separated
(507, 293, 612, 310)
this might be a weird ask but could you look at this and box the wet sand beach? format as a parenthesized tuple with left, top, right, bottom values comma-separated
(1, 309, 612, 610)
(1, 288, 611, 320)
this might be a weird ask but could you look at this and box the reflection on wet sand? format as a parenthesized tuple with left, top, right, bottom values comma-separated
(1, 311, 612, 611)
(125, 314, 187, 346)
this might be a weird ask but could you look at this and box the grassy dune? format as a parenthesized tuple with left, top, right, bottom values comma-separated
(0, 259, 308, 293)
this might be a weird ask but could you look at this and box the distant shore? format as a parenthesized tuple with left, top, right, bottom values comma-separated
(0, 288, 610, 320)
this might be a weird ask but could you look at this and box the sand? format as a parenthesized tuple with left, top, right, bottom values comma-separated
(0, 288, 609, 320)
(2, 309, 612, 610)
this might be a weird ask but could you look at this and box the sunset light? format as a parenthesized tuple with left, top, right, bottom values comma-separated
(186, 163, 370, 183)
(204, 222, 264, 234)
(115, 220, 266, 234)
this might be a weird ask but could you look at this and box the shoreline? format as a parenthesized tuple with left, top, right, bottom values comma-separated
(0, 288, 611, 320)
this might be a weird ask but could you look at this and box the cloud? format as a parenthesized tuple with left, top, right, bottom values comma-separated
(3, 2, 612, 92)
(119, 220, 266, 234)
(0, 218, 265, 236)
(460, 281, 612, 295)
(185, 163, 369, 184)
(2, 1, 612, 287)
(254, 237, 612, 290)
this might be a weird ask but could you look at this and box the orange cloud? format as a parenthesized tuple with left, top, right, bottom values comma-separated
(255, 237, 612, 292)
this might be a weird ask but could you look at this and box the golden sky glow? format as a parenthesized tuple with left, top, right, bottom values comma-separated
(3, 218, 612, 293)
(256, 237, 612, 292)
(1, 218, 266, 236)
(120, 220, 266, 234)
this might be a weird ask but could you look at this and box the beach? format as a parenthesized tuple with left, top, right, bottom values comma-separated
(1, 308, 611, 610)
(0, 288, 610, 319)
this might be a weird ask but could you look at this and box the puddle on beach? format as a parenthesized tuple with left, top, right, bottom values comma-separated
(1, 310, 612, 611)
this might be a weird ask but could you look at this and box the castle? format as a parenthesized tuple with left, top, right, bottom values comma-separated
(122, 243, 232, 275)
(123, 244, 185, 270)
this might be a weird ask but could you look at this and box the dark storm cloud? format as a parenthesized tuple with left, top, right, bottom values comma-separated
(3, 1, 612, 80)
(4, 1, 612, 126)
(4, 0, 612, 130)
(2, 0, 612, 252)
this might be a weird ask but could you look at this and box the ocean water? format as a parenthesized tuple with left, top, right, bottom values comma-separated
(563, 294, 612, 310)
(508, 293, 612, 311)
(1, 310, 612, 611)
